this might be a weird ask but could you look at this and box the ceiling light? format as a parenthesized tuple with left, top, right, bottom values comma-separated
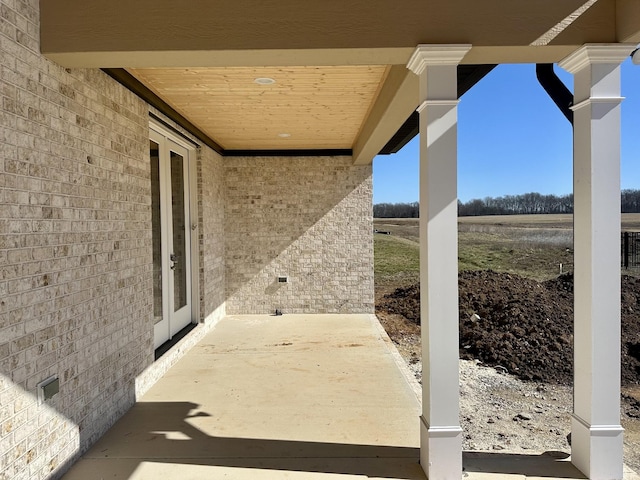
(254, 77, 276, 85)
(278, 133, 291, 138)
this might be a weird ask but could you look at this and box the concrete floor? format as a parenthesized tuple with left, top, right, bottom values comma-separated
(62, 314, 639, 480)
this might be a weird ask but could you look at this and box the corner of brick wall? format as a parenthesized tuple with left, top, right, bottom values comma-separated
(197, 146, 226, 323)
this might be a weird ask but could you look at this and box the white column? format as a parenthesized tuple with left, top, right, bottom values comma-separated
(559, 44, 635, 479)
(407, 44, 471, 480)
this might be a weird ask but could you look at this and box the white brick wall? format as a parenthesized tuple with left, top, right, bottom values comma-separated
(198, 146, 226, 324)
(0, 1, 153, 478)
(224, 156, 374, 315)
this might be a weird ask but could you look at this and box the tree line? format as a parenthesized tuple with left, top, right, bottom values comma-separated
(373, 202, 420, 218)
(373, 189, 640, 217)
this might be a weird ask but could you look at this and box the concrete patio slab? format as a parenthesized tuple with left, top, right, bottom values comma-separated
(61, 314, 639, 480)
(62, 314, 423, 480)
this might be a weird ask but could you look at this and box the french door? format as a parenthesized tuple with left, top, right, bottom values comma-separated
(150, 126, 194, 349)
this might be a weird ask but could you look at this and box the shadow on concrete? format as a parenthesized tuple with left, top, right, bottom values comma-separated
(63, 401, 425, 479)
(63, 401, 600, 479)
(464, 450, 586, 479)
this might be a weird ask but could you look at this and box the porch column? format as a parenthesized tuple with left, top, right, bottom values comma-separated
(559, 44, 635, 479)
(407, 44, 471, 479)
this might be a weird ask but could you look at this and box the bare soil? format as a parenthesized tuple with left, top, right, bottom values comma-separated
(376, 271, 640, 471)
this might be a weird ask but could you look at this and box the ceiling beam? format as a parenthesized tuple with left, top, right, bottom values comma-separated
(44, 48, 415, 70)
(617, 0, 640, 43)
(352, 66, 418, 165)
(46, 46, 589, 70)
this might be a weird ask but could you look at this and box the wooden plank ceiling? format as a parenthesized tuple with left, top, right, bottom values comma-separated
(128, 66, 390, 150)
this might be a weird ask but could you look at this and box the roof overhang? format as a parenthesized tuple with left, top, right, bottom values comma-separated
(39, 0, 640, 163)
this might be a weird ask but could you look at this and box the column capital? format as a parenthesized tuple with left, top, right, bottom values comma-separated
(559, 43, 636, 74)
(406, 44, 472, 75)
(416, 99, 459, 113)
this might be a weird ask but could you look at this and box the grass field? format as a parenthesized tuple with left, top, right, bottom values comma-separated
(373, 234, 420, 287)
(374, 213, 640, 284)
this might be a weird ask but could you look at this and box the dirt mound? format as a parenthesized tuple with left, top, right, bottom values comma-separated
(378, 271, 640, 386)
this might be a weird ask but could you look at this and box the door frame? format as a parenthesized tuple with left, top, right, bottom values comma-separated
(150, 119, 200, 349)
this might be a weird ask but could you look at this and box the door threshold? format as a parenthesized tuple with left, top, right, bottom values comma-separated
(154, 323, 197, 361)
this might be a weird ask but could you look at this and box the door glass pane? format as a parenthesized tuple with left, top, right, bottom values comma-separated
(150, 140, 163, 324)
(170, 150, 188, 311)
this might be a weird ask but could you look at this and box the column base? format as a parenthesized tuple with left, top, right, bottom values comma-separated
(420, 416, 462, 479)
(571, 414, 624, 479)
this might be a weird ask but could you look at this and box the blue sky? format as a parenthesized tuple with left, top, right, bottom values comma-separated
(373, 58, 640, 204)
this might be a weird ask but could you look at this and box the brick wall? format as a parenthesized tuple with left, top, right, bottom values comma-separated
(198, 146, 226, 324)
(0, 2, 153, 478)
(224, 156, 374, 315)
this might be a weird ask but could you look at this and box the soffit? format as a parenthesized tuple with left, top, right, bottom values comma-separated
(128, 66, 389, 150)
(41, 0, 622, 67)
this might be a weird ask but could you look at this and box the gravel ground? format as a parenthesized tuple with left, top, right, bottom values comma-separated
(408, 357, 574, 453)
(400, 355, 640, 472)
